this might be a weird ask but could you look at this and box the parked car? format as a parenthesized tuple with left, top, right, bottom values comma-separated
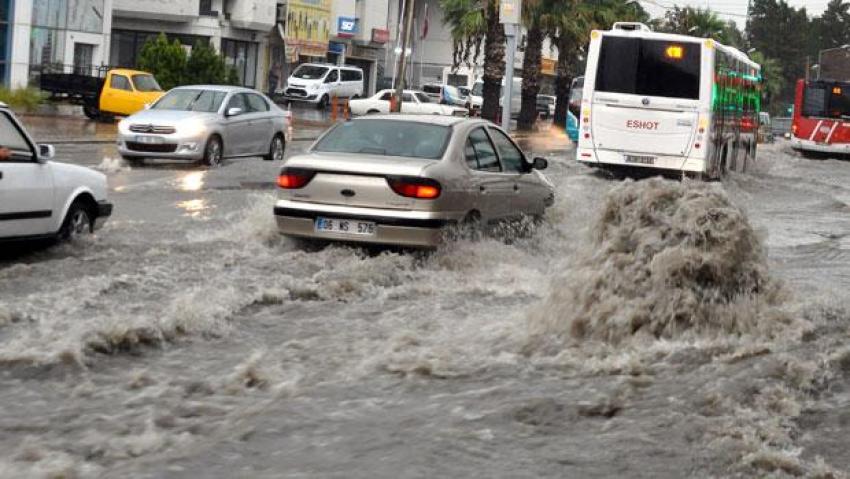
(772, 116, 792, 139)
(0, 103, 112, 243)
(349, 90, 468, 116)
(117, 85, 290, 167)
(274, 115, 554, 248)
(568, 76, 584, 117)
(537, 95, 556, 119)
(278, 63, 364, 109)
(41, 68, 165, 120)
(422, 83, 467, 107)
(470, 77, 523, 118)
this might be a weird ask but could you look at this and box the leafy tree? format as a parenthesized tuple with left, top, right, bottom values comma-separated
(137, 33, 187, 91)
(441, 0, 504, 122)
(184, 41, 227, 85)
(660, 7, 726, 41)
(517, 0, 546, 131)
(749, 51, 784, 113)
(226, 66, 242, 86)
(814, 0, 850, 49)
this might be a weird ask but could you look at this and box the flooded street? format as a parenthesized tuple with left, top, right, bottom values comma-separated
(2, 136, 850, 478)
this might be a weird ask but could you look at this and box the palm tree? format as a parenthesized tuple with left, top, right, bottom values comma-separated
(517, 0, 547, 131)
(661, 6, 727, 40)
(441, 0, 504, 122)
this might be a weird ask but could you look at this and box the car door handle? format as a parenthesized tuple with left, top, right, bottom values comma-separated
(0, 171, 3, 180)
(513, 184, 520, 191)
(479, 185, 486, 192)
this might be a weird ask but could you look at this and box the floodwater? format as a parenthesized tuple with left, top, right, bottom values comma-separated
(1, 139, 850, 478)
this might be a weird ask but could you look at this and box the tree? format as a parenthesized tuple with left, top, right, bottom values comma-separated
(226, 66, 242, 86)
(747, 0, 817, 106)
(517, 0, 546, 131)
(184, 41, 227, 85)
(660, 7, 727, 41)
(748, 51, 784, 113)
(815, 0, 850, 49)
(137, 33, 187, 91)
(441, 0, 504, 122)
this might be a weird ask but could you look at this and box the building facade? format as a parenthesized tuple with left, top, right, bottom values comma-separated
(2, 0, 554, 97)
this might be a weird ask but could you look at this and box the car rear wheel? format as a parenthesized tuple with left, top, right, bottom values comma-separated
(367, 109, 380, 115)
(60, 201, 93, 241)
(264, 134, 285, 162)
(203, 135, 223, 167)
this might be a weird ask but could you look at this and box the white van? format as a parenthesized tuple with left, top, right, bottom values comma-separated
(280, 63, 364, 109)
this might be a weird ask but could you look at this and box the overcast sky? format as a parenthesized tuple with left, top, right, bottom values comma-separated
(640, 0, 832, 28)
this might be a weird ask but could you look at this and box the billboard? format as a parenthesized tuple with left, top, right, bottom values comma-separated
(285, 0, 332, 60)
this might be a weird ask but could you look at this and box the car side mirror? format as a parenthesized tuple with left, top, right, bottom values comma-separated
(531, 157, 548, 170)
(38, 144, 55, 161)
(226, 107, 243, 117)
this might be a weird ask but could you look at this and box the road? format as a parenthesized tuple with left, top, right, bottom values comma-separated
(1, 129, 850, 478)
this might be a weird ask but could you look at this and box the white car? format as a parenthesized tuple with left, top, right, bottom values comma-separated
(349, 90, 468, 117)
(0, 103, 112, 243)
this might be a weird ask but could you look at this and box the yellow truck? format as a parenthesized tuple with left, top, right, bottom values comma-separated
(41, 68, 165, 120)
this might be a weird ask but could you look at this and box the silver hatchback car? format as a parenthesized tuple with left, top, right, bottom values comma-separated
(117, 85, 290, 166)
(274, 115, 554, 248)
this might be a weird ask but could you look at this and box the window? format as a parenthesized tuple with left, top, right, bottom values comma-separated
(378, 91, 392, 101)
(292, 65, 329, 80)
(227, 93, 248, 112)
(415, 93, 432, 103)
(110, 30, 209, 69)
(132, 74, 162, 92)
(313, 120, 451, 159)
(67, 0, 105, 33)
(222, 39, 258, 87)
(324, 69, 338, 83)
(0, 0, 8, 85)
(246, 93, 269, 112)
(489, 128, 525, 173)
(341, 69, 361, 82)
(402, 93, 415, 103)
(0, 113, 34, 156)
(595, 37, 701, 100)
(466, 128, 500, 172)
(110, 74, 132, 91)
(199, 0, 215, 16)
(153, 89, 226, 113)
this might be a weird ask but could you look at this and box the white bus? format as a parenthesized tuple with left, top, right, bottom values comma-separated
(577, 23, 762, 179)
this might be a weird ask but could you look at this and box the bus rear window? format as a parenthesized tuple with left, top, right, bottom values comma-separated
(595, 37, 701, 100)
(803, 83, 850, 119)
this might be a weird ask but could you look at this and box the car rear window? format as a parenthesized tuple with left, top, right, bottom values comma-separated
(313, 120, 451, 159)
(803, 83, 850, 119)
(595, 37, 701, 100)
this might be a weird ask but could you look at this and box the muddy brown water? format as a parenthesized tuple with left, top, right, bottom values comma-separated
(2, 142, 850, 478)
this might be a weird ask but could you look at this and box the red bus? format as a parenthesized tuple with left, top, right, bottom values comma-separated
(792, 79, 850, 157)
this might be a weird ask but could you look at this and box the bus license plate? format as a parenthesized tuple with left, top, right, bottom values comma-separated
(315, 217, 377, 236)
(624, 154, 655, 165)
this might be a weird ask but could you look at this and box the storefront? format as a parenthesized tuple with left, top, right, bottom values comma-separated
(110, 30, 210, 69)
(0, 0, 10, 85)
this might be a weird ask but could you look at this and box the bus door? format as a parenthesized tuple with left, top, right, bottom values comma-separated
(591, 36, 700, 158)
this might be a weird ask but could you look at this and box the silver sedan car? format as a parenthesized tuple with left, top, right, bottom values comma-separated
(117, 85, 291, 166)
(274, 115, 554, 248)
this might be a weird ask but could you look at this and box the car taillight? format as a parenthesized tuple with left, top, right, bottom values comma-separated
(277, 168, 315, 189)
(387, 177, 441, 199)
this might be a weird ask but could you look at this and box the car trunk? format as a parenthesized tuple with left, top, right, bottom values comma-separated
(282, 153, 435, 210)
(591, 35, 702, 157)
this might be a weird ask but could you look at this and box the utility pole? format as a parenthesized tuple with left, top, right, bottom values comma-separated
(500, 0, 522, 130)
(393, 0, 415, 112)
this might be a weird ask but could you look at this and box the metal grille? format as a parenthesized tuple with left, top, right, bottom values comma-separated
(129, 124, 176, 134)
(125, 142, 178, 153)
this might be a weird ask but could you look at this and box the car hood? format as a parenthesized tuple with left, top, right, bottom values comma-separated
(285, 152, 436, 177)
(124, 110, 220, 125)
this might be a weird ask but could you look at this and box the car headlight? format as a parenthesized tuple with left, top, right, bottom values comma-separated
(117, 119, 129, 134)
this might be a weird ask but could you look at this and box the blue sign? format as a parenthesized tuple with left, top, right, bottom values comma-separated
(337, 17, 358, 37)
(328, 42, 346, 54)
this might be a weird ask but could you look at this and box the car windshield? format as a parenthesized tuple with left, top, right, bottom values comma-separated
(152, 89, 227, 112)
(132, 74, 162, 92)
(313, 120, 451, 159)
(292, 65, 329, 80)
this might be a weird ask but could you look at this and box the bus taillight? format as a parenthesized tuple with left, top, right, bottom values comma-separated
(792, 122, 798, 135)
